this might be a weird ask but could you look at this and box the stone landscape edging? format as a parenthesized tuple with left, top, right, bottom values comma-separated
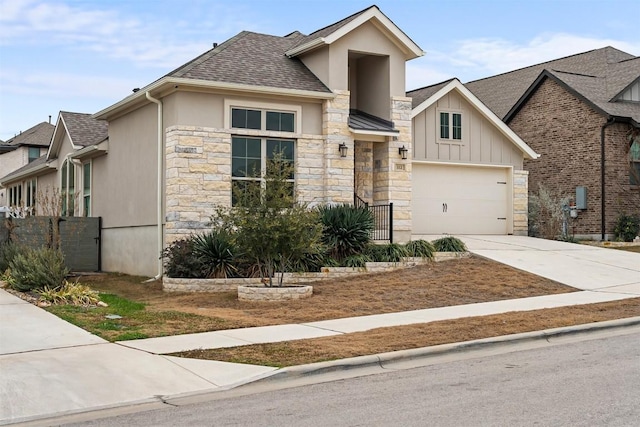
(162, 253, 469, 293)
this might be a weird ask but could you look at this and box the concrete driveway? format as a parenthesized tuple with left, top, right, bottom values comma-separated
(455, 235, 640, 295)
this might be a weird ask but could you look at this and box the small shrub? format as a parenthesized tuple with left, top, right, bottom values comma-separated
(0, 242, 23, 274)
(7, 247, 68, 292)
(366, 243, 409, 263)
(432, 236, 467, 252)
(528, 184, 570, 239)
(285, 251, 328, 273)
(342, 253, 372, 268)
(192, 231, 238, 278)
(161, 236, 204, 278)
(38, 281, 101, 306)
(319, 204, 374, 260)
(404, 240, 435, 259)
(613, 214, 640, 242)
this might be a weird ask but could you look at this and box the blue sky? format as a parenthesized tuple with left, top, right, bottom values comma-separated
(0, 0, 638, 142)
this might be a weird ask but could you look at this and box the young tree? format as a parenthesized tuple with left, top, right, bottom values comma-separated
(212, 152, 323, 286)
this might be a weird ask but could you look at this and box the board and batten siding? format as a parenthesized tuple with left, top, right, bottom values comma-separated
(412, 90, 523, 169)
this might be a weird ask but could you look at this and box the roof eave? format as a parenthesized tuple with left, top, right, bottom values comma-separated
(286, 8, 423, 60)
(0, 160, 58, 187)
(93, 77, 335, 121)
(349, 128, 399, 137)
(69, 139, 109, 160)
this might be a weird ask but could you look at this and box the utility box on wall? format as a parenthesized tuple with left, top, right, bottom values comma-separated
(576, 186, 587, 210)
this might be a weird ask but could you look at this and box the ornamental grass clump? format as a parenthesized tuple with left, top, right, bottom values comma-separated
(432, 236, 467, 252)
(404, 239, 435, 259)
(366, 243, 410, 263)
(38, 281, 101, 306)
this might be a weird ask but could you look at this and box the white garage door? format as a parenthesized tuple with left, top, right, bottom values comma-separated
(412, 164, 509, 235)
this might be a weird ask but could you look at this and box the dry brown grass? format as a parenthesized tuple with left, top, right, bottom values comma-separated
(81, 256, 576, 330)
(174, 298, 640, 367)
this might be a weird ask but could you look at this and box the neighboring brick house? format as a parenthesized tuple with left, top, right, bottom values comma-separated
(0, 122, 54, 210)
(466, 47, 640, 240)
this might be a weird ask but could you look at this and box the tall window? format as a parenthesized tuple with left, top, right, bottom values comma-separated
(439, 111, 463, 141)
(8, 184, 21, 207)
(631, 139, 640, 185)
(83, 162, 91, 216)
(231, 137, 294, 205)
(61, 159, 75, 216)
(28, 147, 40, 163)
(231, 108, 295, 133)
(25, 179, 36, 214)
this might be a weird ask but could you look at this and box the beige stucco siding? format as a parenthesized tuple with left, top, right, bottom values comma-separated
(101, 226, 157, 276)
(33, 170, 57, 215)
(163, 91, 323, 135)
(328, 21, 406, 96)
(412, 91, 523, 169)
(299, 46, 330, 90)
(93, 103, 158, 228)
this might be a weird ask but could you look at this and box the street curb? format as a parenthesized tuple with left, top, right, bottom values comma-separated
(257, 316, 640, 383)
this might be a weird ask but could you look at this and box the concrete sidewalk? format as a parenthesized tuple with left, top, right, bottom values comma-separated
(1, 236, 639, 425)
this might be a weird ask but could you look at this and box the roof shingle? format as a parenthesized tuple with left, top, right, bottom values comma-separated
(3, 122, 54, 148)
(465, 47, 637, 120)
(167, 31, 330, 93)
(60, 112, 108, 147)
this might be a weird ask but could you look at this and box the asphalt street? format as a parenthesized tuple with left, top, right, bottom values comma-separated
(61, 327, 640, 427)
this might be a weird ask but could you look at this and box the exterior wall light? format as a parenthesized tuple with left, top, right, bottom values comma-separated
(339, 142, 348, 157)
(399, 145, 408, 160)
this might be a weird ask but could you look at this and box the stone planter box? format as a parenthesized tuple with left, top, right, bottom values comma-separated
(434, 252, 470, 262)
(238, 285, 313, 302)
(162, 256, 456, 293)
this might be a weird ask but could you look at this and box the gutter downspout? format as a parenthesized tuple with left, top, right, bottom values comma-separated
(600, 117, 616, 241)
(146, 91, 164, 281)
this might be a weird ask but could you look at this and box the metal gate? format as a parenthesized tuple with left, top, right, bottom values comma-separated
(354, 194, 394, 242)
(1, 216, 101, 272)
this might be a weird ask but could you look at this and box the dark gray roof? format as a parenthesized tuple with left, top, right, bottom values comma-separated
(167, 31, 330, 93)
(349, 110, 398, 133)
(4, 122, 54, 148)
(60, 111, 108, 147)
(406, 78, 456, 108)
(465, 46, 637, 120)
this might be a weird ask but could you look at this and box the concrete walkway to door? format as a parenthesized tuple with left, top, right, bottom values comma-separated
(437, 235, 639, 295)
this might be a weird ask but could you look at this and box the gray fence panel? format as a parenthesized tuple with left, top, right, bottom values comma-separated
(2, 216, 101, 272)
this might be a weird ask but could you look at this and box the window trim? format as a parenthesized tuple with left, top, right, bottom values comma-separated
(61, 158, 76, 217)
(436, 109, 465, 144)
(224, 99, 302, 135)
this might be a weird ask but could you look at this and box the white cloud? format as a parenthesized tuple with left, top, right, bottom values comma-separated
(451, 33, 640, 78)
(0, 0, 248, 68)
(0, 69, 136, 100)
(408, 33, 640, 89)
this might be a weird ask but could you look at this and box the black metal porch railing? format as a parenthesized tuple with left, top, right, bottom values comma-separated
(354, 194, 393, 242)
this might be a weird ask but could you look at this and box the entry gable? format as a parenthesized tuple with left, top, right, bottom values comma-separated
(286, 6, 423, 60)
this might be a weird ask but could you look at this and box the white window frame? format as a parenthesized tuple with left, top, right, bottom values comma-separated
(81, 161, 92, 217)
(224, 99, 302, 135)
(437, 109, 465, 144)
(25, 178, 36, 215)
(61, 158, 76, 217)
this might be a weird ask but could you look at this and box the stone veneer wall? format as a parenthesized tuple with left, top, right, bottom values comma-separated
(385, 96, 413, 242)
(321, 90, 355, 204)
(513, 170, 529, 236)
(165, 126, 231, 242)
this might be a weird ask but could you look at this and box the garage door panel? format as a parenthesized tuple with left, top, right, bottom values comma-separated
(412, 164, 509, 235)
